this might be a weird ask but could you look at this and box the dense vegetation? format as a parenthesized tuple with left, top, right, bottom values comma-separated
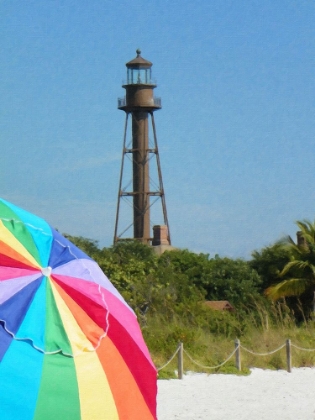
(65, 220, 315, 375)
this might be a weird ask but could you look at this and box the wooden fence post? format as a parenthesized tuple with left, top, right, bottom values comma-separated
(235, 339, 241, 371)
(286, 339, 291, 373)
(178, 342, 184, 379)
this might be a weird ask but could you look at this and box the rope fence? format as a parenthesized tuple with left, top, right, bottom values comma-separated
(183, 344, 239, 370)
(157, 345, 180, 372)
(157, 339, 315, 379)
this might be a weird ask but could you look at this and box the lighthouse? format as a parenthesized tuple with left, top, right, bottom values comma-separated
(114, 50, 170, 246)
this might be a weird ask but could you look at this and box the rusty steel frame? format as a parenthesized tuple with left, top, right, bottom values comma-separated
(114, 112, 170, 245)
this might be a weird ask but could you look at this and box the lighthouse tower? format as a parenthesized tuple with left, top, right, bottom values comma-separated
(114, 50, 170, 246)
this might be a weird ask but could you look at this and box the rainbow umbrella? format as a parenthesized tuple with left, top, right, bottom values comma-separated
(0, 198, 157, 419)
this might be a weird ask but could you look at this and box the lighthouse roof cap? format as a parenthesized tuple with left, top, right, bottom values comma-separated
(126, 49, 153, 68)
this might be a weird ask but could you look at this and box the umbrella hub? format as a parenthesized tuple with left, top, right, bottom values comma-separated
(41, 266, 52, 277)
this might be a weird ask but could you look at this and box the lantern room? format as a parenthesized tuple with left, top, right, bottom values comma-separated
(125, 49, 154, 85)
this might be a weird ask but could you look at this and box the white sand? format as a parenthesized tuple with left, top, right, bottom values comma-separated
(157, 368, 315, 420)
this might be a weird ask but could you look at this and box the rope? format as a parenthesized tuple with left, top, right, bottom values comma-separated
(182, 345, 239, 370)
(157, 340, 315, 374)
(157, 346, 180, 371)
(240, 343, 286, 356)
(291, 343, 315, 352)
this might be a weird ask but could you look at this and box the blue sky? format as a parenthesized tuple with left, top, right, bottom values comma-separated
(1, 0, 315, 258)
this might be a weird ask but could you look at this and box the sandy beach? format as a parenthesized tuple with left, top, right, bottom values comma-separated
(157, 368, 315, 420)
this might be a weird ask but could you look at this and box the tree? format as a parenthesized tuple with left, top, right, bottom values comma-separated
(158, 249, 211, 287)
(109, 239, 156, 264)
(265, 220, 315, 312)
(249, 243, 291, 292)
(159, 250, 262, 310)
(200, 257, 262, 309)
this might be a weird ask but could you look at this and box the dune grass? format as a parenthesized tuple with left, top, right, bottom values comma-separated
(142, 303, 315, 377)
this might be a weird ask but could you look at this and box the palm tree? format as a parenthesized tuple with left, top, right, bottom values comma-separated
(265, 220, 315, 310)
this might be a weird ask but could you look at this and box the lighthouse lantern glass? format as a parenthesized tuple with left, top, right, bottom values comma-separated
(127, 67, 151, 84)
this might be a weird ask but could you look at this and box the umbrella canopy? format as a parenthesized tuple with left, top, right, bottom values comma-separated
(0, 198, 157, 419)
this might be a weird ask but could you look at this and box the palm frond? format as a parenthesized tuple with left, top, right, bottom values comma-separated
(296, 219, 315, 243)
(279, 260, 310, 277)
(278, 235, 296, 247)
(296, 220, 309, 232)
(266, 219, 315, 302)
(279, 235, 304, 256)
(265, 278, 311, 301)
